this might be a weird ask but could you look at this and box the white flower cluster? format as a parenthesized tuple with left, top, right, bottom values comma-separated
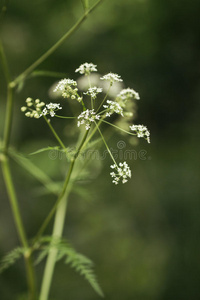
(117, 88, 140, 106)
(75, 63, 97, 75)
(40, 103, 62, 117)
(21, 98, 45, 119)
(100, 73, 123, 86)
(130, 124, 150, 143)
(54, 78, 82, 102)
(103, 100, 123, 117)
(84, 86, 103, 99)
(110, 161, 131, 184)
(77, 109, 100, 130)
(22, 63, 151, 187)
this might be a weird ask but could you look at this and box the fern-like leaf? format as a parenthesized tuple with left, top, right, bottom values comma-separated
(0, 247, 25, 273)
(35, 237, 104, 297)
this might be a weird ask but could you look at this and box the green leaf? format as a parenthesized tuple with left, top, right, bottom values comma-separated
(10, 149, 59, 195)
(29, 146, 61, 156)
(36, 237, 104, 297)
(0, 247, 25, 273)
(30, 146, 75, 162)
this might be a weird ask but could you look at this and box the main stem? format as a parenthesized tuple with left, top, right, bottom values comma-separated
(1, 41, 37, 300)
(34, 130, 89, 242)
(38, 130, 89, 300)
(39, 184, 72, 300)
(1, 158, 36, 300)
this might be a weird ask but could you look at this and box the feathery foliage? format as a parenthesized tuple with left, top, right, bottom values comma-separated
(0, 247, 25, 273)
(35, 236, 104, 297)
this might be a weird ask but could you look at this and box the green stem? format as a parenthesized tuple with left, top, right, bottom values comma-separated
(82, 117, 105, 150)
(29, 70, 68, 79)
(12, 0, 104, 88)
(37, 130, 89, 300)
(0, 39, 11, 83)
(43, 116, 66, 150)
(34, 130, 89, 242)
(1, 40, 37, 299)
(1, 158, 37, 300)
(96, 84, 111, 113)
(55, 115, 76, 119)
(94, 120, 117, 165)
(39, 184, 72, 300)
(2, 85, 14, 154)
(102, 119, 137, 136)
(87, 75, 94, 109)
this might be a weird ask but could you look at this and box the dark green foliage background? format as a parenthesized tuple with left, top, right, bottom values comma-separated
(0, 0, 200, 299)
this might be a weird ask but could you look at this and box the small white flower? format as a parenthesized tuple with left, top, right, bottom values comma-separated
(54, 78, 81, 101)
(130, 124, 150, 143)
(117, 88, 140, 103)
(40, 102, 62, 118)
(110, 162, 131, 185)
(75, 63, 97, 75)
(77, 109, 100, 130)
(84, 86, 103, 99)
(54, 79, 77, 92)
(100, 73, 123, 86)
(103, 100, 123, 117)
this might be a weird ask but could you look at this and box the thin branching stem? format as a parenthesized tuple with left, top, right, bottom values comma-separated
(96, 84, 111, 113)
(43, 116, 66, 149)
(34, 130, 89, 243)
(0, 39, 11, 83)
(102, 119, 137, 136)
(12, 0, 104, 88)
(94, 120, 117, 165)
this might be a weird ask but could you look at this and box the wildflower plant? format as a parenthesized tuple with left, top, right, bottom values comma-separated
(0, 1, 151, 300)
(21, 63, 150, 186)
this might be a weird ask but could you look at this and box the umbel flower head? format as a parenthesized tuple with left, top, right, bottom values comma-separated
(54, 78, 82, 102)
(77, 109, 100, 130)
(75, 63, 97, 75)
(21, 98, 45, 118)
(116, 88, 140, 107)
(100, 72, 123, 86)
(110, 162, 131, 184)
(103, 100, 123, 117)
(84, 87, 103, 99)
(40, 103, 62, 117)
(130, 124, 150, 143)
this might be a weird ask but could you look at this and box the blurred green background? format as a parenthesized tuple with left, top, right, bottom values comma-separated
(0, 0, 200, 299)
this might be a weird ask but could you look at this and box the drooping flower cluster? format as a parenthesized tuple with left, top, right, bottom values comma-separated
(77, 109, 100, 130)
(100, 73, 123, 86)
(75, 63, 97, 75)
(54, 79, 82, 102)
(40, 103, 62, 117)
(130, 125, 150, 143)
(110, 162, 131, 184)
(21, 98, 45, 119)
(84, 87, 103, 99)
(116, 88, 140, 107)
(103, 100, 123, 117)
